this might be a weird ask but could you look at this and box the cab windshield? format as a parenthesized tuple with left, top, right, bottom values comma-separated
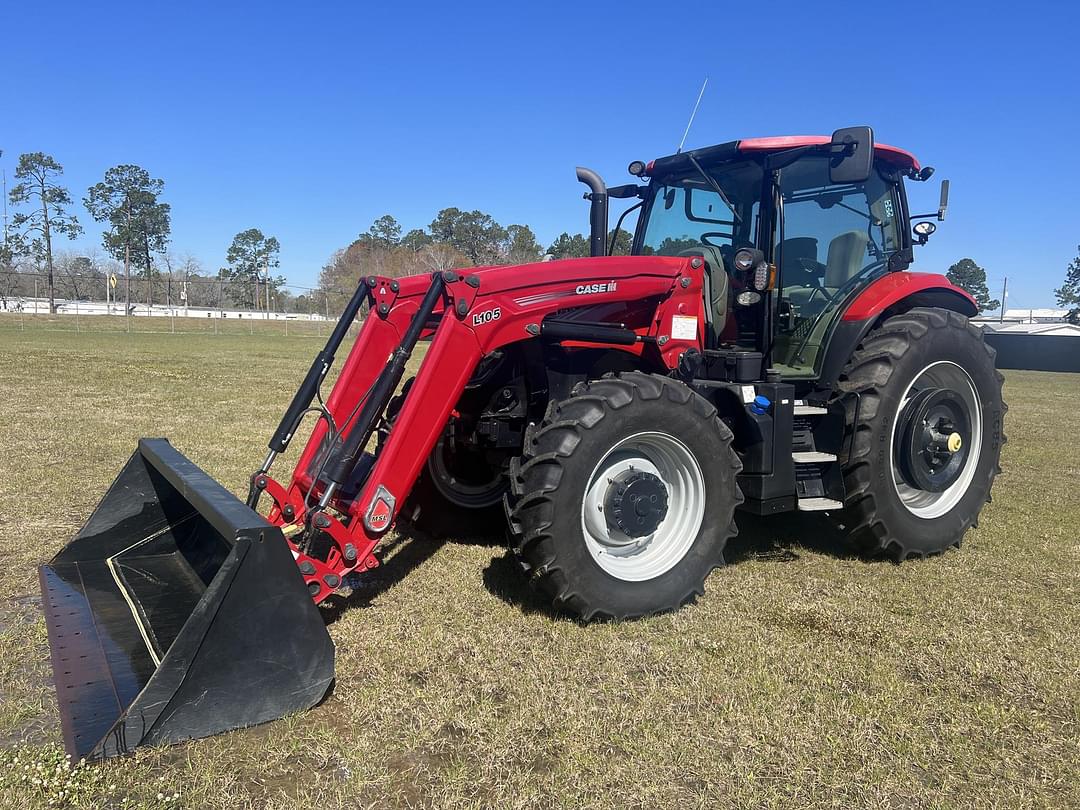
(639, 160, 763, 256)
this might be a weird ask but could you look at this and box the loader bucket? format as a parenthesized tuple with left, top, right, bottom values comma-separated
(38, 438, 334, 761)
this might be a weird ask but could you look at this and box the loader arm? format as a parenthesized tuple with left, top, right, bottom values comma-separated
(255, 256, 706, 603)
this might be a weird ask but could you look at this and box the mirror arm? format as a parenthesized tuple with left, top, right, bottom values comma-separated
(608, 199, 645, 255)
(764, 144, 820, 171)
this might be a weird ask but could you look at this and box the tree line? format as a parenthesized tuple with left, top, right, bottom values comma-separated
(319, 211, 630, 312)
(6, 148, 1077, 322)
(0, 149, 285, 315)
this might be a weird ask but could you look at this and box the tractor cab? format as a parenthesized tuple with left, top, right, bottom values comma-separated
(613, 127, 944, 380)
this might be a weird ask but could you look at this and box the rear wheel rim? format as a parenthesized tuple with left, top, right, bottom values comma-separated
(581, 431, 706, 581)
(428, 434, 505, 509)
(890, 361, 982, 519)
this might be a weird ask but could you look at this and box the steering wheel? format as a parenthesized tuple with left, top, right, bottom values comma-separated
(694, 233, 730, 250)
(795, 257, 827, 287)
(791, 260, 888, 361)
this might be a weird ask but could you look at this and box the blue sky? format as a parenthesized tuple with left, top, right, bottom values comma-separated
(3, 0, 1077, 308)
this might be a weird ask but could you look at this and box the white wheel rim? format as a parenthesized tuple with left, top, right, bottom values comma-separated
(580, 431, 706, 581)
(890, 361, 983, 519)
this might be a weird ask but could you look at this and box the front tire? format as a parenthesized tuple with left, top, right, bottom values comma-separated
(507, 372, 742, 620)
(832, 307, 1006, 560)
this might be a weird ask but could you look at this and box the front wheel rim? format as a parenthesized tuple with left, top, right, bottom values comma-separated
(890, 361, 983, 519)
(581, 431, 706, 582)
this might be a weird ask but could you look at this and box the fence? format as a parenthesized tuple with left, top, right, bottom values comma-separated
(0, 269, 349, 321)
(0, 304, 355, 339)
(984, 332, 1080, 373)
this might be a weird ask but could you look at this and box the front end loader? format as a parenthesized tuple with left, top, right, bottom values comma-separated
(41, 126, 1005, 759)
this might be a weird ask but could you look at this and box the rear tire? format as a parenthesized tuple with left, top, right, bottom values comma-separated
(388, 382, 508, 542)
(831, 307, 1006, 560)
(396, 439, 508, 542)
(507, 372, 742, 620)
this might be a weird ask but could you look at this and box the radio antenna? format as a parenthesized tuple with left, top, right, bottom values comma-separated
(676, 78, 708, 154)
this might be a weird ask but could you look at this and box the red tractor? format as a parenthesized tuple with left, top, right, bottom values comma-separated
(40, 127, 1005, 759)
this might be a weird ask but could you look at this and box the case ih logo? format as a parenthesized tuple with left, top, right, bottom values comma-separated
(575, 282, 617, 295)
(364, 485, 396, 533)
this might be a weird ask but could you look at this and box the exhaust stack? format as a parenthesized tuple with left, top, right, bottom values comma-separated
(575, 167, 609, 257)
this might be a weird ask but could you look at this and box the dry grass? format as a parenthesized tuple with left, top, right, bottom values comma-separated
(0, 323, 1077, 809)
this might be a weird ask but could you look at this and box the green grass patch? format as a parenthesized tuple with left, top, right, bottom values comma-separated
(0, 326, 1077, 808)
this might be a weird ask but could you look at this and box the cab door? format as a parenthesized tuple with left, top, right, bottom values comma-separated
(771, 157, 903, 377)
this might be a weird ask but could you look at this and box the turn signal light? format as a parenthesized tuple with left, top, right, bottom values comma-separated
(753, 262, 769, 291)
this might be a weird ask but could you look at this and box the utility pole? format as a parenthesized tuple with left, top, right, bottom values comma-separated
(2, 166, 8, 246)
(999, 277, 1007, 324)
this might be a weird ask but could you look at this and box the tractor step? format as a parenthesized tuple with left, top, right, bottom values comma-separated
(797, 497, 844, 511)
(792, 451, 837, 463)
(793, 404, 828, 416)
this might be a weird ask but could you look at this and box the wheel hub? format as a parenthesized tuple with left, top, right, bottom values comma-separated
(896, 388, 971, 493)
(603, 469, 669, 538)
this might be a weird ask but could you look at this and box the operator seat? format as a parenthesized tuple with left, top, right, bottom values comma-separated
(778, 237, 822, 314)
(678, 245, 729, 346)
(823, 231, 869, 287)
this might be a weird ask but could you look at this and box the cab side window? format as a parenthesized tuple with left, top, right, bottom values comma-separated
(772, 158, 900, 375)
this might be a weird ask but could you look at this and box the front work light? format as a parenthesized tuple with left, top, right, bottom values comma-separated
(736, 290, 761, 306)
(733, 248, 756, 272)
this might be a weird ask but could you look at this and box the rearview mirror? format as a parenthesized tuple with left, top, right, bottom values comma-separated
(828, 126, 875, 184)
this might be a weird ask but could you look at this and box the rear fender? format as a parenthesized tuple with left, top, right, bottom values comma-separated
(816, 272, 978, 388)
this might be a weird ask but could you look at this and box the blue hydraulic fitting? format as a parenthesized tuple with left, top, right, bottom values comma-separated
(750, 394, 771, 416)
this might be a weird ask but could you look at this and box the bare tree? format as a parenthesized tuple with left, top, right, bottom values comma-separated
(419, 242, 469, 273)
(54, 251, 104, 301)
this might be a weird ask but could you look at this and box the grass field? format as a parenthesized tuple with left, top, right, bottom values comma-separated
(0, 321, 1077, 809)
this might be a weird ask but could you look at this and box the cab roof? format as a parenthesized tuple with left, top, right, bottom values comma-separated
(646, 136, 920, 177)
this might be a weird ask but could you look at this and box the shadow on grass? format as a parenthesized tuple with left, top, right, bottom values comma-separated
(481, 555, 567, 619)
(479, 510, 866, 619)
(319, 522, 508, 625)
(319, 533, 445, 624)
(321, 509, 867, 624)
(725, 510, 861, 563)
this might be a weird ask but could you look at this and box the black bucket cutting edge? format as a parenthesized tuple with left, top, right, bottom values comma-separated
(39, 438, 334, 761)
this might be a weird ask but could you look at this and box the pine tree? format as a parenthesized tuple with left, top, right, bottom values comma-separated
(1053, 245, 1080, 323)
(945, 258, 999, 313)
